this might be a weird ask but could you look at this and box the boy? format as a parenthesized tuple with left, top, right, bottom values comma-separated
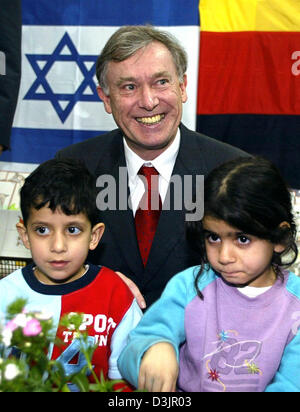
(0, 159, 142, 385)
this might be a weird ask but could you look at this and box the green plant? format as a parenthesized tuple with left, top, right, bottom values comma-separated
(0, 299, 124, 392)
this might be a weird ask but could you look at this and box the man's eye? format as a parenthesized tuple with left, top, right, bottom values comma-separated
(157, 79, 168, 86)
(124, 84, 135, 91)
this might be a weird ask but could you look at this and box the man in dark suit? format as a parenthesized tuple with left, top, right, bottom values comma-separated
(57, 25, 247, 308)
(0, 0, 22, 155)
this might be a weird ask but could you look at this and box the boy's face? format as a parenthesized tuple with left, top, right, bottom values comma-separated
(17, 206, 104, 285)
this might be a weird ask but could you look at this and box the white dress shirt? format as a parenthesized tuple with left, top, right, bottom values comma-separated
(123, 129, 181, 216)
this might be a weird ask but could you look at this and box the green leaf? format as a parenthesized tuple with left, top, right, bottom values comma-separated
(5, 298, 28, 318)
(70, 373, 90, 392)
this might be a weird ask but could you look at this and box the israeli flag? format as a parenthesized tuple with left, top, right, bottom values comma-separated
(2, 0, 200, 165)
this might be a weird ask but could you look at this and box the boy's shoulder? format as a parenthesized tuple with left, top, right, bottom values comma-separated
(92, 265, 138, 319)
(96, 265, 135, 300)
(98, 265, 129, 285)
(0, 268, 29, 313)
(0, 267, 26, 288)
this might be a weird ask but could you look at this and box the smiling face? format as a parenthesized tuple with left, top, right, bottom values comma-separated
(202, 216, 285, 287)
(17, 206, 104, 285)
(97, 41, 187, 160)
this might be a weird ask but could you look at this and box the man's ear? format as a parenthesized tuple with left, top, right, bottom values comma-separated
(89, 223, 105, 250)
(274, 221, 291, 253)
(180, 74, 188, 104)
(97, 86, 112, 114)
(16, 221, 30, 250)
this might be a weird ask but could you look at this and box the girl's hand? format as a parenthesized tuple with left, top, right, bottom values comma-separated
(138, 342, 179, 392)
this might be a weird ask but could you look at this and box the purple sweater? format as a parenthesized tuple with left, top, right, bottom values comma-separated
(118, 266, 300, 392)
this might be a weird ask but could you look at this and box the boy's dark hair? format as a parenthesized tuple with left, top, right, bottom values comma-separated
(186, 156, 298, 298)
(20, 159, 99, 227)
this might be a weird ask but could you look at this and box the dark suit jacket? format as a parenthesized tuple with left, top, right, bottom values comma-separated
(0, 0, 22, 150)
(56, 123, 248, 307)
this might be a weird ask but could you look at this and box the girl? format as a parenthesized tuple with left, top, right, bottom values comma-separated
(118, 156, 300, 392)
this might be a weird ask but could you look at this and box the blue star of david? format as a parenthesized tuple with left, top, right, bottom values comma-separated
(24, 32, 99, 123)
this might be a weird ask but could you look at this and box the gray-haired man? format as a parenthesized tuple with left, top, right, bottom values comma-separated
(57, 25, 248, 309)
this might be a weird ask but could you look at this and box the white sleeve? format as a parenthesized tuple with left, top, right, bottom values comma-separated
(108, 299, 143, 379)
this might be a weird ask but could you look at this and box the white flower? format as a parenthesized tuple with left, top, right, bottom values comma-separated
(68, 312, 77, 318)
(1, 328, 12, 347)
(13, 313, 29, 328)
(0, 314, 5, 338)
(35, 310, 53, 321)
(4, 363, 21, 380)
(67, 312, 78, 330)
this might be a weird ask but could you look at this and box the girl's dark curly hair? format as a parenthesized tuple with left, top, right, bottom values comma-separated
(186, 156, 298, 299)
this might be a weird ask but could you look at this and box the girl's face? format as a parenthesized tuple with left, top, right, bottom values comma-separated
(202, 216, 285, 287)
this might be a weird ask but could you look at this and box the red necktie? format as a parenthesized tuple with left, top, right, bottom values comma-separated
(135, 166, 162, 266)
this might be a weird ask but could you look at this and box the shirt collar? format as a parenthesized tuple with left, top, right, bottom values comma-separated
(123, 129, 181, 183)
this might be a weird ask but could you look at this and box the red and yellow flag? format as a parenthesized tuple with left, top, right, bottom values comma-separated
(197, 0, 300, 188)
